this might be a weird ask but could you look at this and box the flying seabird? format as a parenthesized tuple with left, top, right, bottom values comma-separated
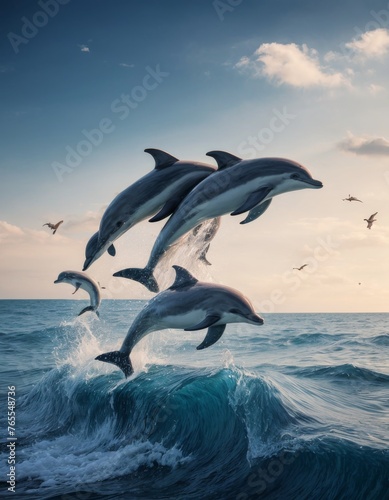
(293, 264, 308, 271)
(343, 195, 362, 203)
(364, 212, 377, 230)
(42, 220, 63, 234)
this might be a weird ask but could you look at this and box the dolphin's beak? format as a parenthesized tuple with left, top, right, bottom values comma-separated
(249, 314, 264, 325)
(112, 270, 123, 277)
(54, 279, 60, 284)
(305, 178, 323, 188)
(83, 257, 92, 271)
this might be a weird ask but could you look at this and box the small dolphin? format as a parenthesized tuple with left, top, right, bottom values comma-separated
(54, 270, 101, 317)
(95, 266, 263, 377)
(83, 149, 215, 270)
(114, 152, 323, 292)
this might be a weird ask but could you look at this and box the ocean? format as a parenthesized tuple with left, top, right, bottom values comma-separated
(0, 300, 388, 499)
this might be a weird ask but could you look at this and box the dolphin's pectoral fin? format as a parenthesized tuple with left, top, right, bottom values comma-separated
(72, 283, 81, 295)
(240, 198, 273, 225)
(197, 324, 226, 350)
(149, 197, 182, 223)
(95, 350, 133, 378)
(170, 265, 198, 290)
(144, 148, 179, 170)
(231, 187, 272, 216)
(185, 314, 221, 331)
(108, 244, 116, 257)
(206, 150, 242, 170)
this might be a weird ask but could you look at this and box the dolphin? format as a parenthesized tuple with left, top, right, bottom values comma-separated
(82, 149, 216, 270)
(95, 266, 263, 377)
(113, 152, 323, 291)
(54, 270, 102, 317)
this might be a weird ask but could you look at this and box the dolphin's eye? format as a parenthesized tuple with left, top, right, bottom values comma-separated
(291, 173, 299, 180)
(116, 221, 124, 228)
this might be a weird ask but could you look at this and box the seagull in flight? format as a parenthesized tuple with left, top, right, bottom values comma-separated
(343, 195, 362, 203)
(293, 264, 308, 271)
(364, 212, 377, 230)
(43, 220, 63, 234)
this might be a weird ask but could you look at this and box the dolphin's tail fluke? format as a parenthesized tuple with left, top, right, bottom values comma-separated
(113, 267, 159, 293)
(78, 306, 99, 317)
(95, 350, 133, 378)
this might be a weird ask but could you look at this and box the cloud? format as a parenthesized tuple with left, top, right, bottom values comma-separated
(338, 132, 389, 156)
(0, 221, 23, 240)
(63, 207, 106, 233)
(368, 83, 385, 94)
(345, 28, 389, 59)
(236, 42, 348, 88)
(119, 63, 134, 68)
(80, 45, 90, 53)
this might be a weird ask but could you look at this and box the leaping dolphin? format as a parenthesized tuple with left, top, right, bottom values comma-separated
(95, 266, 263, 378)
(114, 152, 323, 292)
(54, 270, 102, 317)
(82, 149, 216, 270)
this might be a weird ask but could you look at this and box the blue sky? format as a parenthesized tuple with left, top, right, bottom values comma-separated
(1, 0, 389, 310)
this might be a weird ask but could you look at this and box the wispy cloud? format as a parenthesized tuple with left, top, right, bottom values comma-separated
(345, 28, 389, 59)
(338, 132, 389, 156)
(79, 44, 90, 53)
(119, 63, 134, 68)
(0, 65, 14, 74)
(235, 42, 349, 88)
(63, 207, 106, 233)
(235, 29, 389, 91)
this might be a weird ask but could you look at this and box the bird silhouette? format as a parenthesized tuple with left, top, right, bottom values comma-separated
(293, 264, 308, 271)
(342, 195, 362, 202)
(364, 212, 377, 230)
(42, 220, 63, 234)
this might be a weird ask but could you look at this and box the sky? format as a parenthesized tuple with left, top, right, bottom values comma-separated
(1, 0, 389, 311)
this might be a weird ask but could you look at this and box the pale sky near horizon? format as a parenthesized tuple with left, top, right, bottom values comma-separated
(1, 0, 389, 311)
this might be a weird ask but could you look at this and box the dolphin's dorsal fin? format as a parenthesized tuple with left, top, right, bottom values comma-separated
(170, 265, 198, 290)
(206, 150, 242, 170)
(145, 148, 179, 169)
